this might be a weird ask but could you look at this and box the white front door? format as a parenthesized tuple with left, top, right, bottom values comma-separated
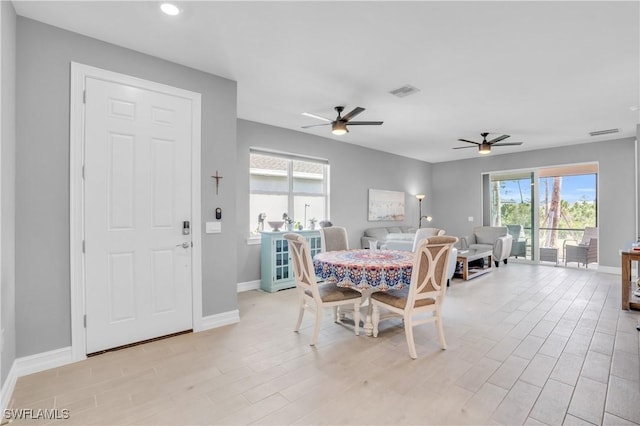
(84, 77, 193, 354)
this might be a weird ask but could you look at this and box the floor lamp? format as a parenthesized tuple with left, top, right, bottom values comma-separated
(416, 194, 425, 228)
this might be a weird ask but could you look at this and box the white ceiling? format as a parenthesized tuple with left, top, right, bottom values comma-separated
(13, 1, 640, 163)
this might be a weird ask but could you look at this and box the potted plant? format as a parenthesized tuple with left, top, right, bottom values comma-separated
(309, 218, 317, 230)
(282, 213, 294, 231)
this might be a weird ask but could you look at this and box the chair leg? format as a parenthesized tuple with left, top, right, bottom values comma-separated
(503, 259, 508, 264)
(333, 306, 339, 323)
(353, 301, 360, 336)
(294, 297, 305, 332)
(310, 306, 323, 346)
(494, 260, 499, 267)
(435, 310, 447, 350)
(404, 314, 417, 359)
(372, 303, 380, 337)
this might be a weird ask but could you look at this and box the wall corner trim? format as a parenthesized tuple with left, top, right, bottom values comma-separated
(237, 280, 260, 292)
(1, 346, 74, 411)
(0, 361, 18, 414)
(198, 310, 240, 332)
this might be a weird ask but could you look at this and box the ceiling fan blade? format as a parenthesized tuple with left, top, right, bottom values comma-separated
(302, 112, 333, 122)
(341, 107, 365, 122)
(487, 134, 510, 144)
(301, 123, 332, 129)
(492, 142, 523, 146)
(452, 146, 478, 150)
(457, 139, 480, 145)
(344, 121, 384, 126)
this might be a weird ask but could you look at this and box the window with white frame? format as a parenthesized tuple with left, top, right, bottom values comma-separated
(249, 150, 329, 236)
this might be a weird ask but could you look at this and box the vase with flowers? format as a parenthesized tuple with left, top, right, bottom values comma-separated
(282, 213, 294, 231)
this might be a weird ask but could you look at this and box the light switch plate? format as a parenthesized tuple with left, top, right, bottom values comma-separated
(206, 222, 221, 233)
(468, 216, 474, 222)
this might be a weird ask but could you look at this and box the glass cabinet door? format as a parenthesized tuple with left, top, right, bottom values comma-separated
(274, 239, 290, 281)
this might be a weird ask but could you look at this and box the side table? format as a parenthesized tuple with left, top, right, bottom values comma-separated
(620, 249, 640, 310)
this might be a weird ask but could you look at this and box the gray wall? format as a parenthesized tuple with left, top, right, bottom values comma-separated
(637, 124, 640, 239)
(432, 137, 636, 268)
(1, 0, 17, 383)
(16, 18, 238, 357)
(236, 119, 433, 283)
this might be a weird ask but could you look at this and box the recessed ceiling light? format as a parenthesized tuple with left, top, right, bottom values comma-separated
(160, 3, 181, 16)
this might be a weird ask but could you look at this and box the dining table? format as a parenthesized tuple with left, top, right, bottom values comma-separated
(313, 249, 415, 335)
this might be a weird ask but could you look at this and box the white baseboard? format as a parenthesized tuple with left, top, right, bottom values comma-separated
(14, 346, 73, 378)
(237, 280, 260, 292)
(0, 346, 74, 412)
(597, 265, 620, 275)
(199, 310, 240, 331)
(0, 361, 17, 413)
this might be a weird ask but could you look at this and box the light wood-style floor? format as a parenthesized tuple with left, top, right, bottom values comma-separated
(9, 264, 640, 425)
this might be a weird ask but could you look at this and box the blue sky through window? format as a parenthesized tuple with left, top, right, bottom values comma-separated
(499, 175, 596, 204)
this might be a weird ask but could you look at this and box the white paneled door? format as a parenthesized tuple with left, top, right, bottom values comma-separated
(84, 77, 193, 354)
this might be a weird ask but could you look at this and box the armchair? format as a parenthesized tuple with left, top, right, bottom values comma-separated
(506, 224, 527, 258)
(460, 226, 513, 267)
(564, 227, 598, 268)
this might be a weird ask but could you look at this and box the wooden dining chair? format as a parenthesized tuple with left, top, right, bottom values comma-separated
(319, 226, 349, 252)
(371, 235, 458, 359)
(284, 233, 362, 346)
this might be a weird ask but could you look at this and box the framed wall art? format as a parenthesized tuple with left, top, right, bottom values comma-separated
(368, 189, 405, 221)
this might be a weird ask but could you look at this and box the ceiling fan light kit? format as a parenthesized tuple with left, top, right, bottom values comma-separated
(478, 144, 492, 154)
(332, 121, 348, 135)
(302, 106, 383, 135)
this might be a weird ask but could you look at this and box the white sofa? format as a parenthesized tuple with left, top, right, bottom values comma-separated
(361, 226, 414, 249)
(381, 228, 445, 251)
(460, 226, 513, 267)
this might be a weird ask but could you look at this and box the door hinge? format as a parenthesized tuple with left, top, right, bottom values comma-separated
(82, 240, 85, 253)
(83, 314, 87, 328)
(83, 90, 86, 104)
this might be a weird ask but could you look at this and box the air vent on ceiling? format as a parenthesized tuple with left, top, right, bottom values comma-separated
(589, 128, 619, 137)
(389, 84, 420, 98)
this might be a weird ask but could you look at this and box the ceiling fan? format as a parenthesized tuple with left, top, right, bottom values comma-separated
(453, 132, 523, 154)
(301, 106, 383, 135)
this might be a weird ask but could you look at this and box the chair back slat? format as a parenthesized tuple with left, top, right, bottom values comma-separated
(284, 233, 319, 297)
(408, 236, 458, 307)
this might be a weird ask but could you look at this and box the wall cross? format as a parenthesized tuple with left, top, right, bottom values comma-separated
(212, 170, 223, 195)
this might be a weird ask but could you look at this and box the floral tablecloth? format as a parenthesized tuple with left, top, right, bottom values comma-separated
(313, 249, 414, 290)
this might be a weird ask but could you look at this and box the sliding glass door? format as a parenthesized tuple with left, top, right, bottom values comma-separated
(538, 165, 597, 265)
(486, 163, 598, 265)
(488, 172, 535, 261)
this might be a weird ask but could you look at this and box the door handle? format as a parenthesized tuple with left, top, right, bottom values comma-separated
(176, 242, 190, 249)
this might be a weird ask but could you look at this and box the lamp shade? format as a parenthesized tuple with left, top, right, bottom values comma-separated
(416, 194, 425, 201)
(332, 122, 348, 135)
(478, 143, 491, 154)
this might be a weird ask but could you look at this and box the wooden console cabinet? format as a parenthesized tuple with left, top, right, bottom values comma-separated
(620, 249, 640, 310)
